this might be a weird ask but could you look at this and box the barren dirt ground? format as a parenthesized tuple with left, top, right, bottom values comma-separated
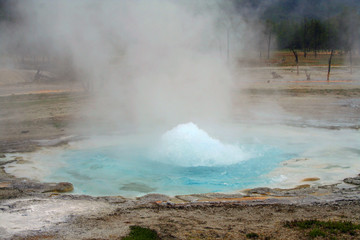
(0, 67, 360, 239)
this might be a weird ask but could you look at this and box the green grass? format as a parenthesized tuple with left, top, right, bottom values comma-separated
(308, 228, 326, 238)
(285, 220, 360, 239)
(51, 118, 67, 129)
(122, 226, 160, 240)
(246, 232, 259, 239)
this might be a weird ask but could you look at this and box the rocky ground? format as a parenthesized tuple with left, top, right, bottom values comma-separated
(0, 67, 360, 239)
(2, 181, 360, 239)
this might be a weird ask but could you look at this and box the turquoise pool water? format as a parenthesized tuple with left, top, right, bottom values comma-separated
(44, 123, 295, 196)
(47, 143, 292, 196)
(7, 123, 360, 197)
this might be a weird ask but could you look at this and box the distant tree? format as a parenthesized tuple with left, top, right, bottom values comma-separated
(327, 49, 334, 81)
(273, 21, 302, 73)
(273, 21, 300, 50)
(291, 48, 299, 75)
(324, 18, 340, 50)
(335, 9, 360, 73)
(265, 20, 273, 59)
(308, 19, 328, 57)
(300, 18, 311, 57)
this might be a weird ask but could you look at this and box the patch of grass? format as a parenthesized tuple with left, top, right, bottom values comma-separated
(50, 116, 68, 129)
(246, 232, 259, 239)
(122, 226, 160, 240)
(308, 228, 326, 239)
(285, 219, 360, 239)
(285, 219, 318, 229)
(51, 119, 66, 129)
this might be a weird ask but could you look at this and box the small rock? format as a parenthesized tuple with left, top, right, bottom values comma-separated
(44, 182, 74, 193)
(302, 177, 320, 182)
(271, 72, 283, 79)
(101, 196, 126, 203)
(0, 188, 23, 199)
(21, 130, 29, 134)
(344, 177, 360, 185)
(55, 182, 74, 192)
(137, 194, 170, 203)
(175, 195, 200, 202)
(0, 182, 11, 188)
(295, 184, 311, 189)
(16, 159, 30, 164)
(295, 158, 308, 162)
(247, 187, 273, 195)
(120, 182, 156, 193)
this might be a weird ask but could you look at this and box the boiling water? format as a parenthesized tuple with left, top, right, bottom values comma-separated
(42, 123, 293, 196)
(5, 123, 360, 197)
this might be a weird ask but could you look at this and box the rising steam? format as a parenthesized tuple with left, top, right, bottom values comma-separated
(2, 0, 263, 132)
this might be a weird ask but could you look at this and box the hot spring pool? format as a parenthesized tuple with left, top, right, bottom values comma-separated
(5, 122, 360, 197)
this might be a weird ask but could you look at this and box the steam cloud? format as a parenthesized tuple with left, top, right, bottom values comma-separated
(3, 0, 264, 133)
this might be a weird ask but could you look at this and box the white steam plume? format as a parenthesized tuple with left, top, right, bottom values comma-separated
(6, 0, 263, 133)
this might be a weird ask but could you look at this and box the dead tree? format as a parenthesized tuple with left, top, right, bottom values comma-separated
(305, 70, 311, 80)
(349, 50, 353, 74)
(291, 49, 299, 75)
(327, 49, 334, 82)
(267, 30, 272, 60)
(33, 69, 41, 82)
(265, 20, 273, 60)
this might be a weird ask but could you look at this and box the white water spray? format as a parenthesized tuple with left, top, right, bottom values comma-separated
(155, 122, 251, 167)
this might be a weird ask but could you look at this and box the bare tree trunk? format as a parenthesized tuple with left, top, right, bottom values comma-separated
(327, 49, 334, 82)
(267, 31, 271, 60)
(350, 50, 353, 75)
(291, 49, 299, 75)
(226, 28, 229, 63)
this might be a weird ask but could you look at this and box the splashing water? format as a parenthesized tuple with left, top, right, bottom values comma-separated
(4, 123, 305, 197)
(154, 122, 252, 167)
(5, 122, 360, 197)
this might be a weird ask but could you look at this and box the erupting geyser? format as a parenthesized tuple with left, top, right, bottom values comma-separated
(10, 123, 360, 197)
(155, 122, 251, 167)
(5, 122, 292, 196)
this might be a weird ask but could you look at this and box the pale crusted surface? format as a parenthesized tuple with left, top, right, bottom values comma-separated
(4, 196, 360, 240)
(0, 197, 116, 239)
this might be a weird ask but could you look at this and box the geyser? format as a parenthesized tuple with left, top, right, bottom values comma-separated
(6, 123, 294, 197)
(5, 123, 360, 197)
(155, 122, 251, 167)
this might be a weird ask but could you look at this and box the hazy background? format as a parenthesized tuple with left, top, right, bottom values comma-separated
(0, 0, 358, 135)
(0, 0, 268, 133)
